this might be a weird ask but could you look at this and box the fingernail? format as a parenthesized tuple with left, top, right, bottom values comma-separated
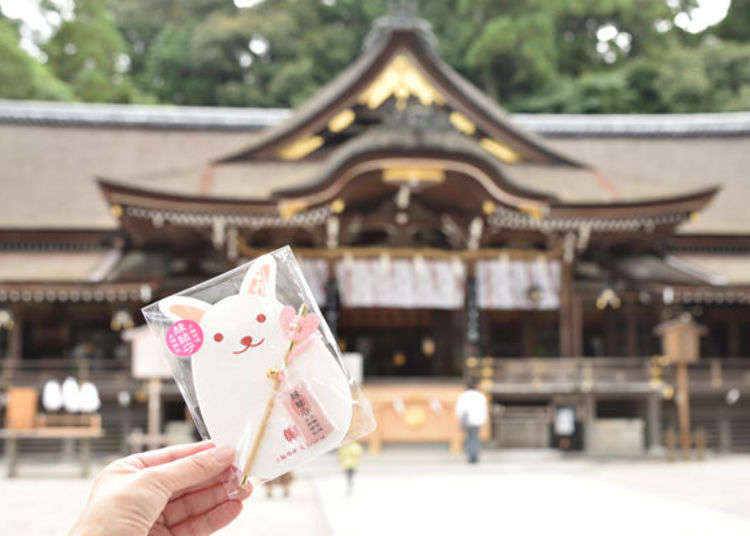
(213, 445, 235, 464)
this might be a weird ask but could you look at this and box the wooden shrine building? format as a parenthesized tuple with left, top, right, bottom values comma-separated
(3, 12, 750, 454)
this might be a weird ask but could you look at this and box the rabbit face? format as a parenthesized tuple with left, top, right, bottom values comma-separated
(161, 255, 285, 361)
(199, 294, 286, 360)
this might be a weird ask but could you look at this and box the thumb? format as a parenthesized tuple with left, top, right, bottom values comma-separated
(147, 445, 236, 494)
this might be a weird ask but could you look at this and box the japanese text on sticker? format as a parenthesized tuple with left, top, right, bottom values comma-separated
(278, 381, 334, 446)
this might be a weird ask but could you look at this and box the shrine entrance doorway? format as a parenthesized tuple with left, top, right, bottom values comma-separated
(338, 308, 463, 377)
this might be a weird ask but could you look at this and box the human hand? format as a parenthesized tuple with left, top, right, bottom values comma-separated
(70, 441, 252, 536)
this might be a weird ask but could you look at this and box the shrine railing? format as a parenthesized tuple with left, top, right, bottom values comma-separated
(466, 357, 750, 395)
(1, 357, 137, 396)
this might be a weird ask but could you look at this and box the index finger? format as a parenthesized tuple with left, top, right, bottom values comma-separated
(131, 441, 215, 469)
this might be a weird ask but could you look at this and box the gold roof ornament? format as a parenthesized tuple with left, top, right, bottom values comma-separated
(358, 54, 444, 110)
(330, 198, 346, 214)
(382, 166, 445, 183)
(482, 201, 496, 215)
(278, 199, 308, 220)
(480, 138, 521, 163)
(110, 204, 123, 219)
(518, 202, 544, 220)
(328, 109, 356, 133)
(277, 135, 324, 160)
(449, 111, 476, 135)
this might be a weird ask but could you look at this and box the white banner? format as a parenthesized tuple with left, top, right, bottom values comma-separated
(299, 257, 329, 307)
(476, 257, 560, 310)
(335, 257, 465, 309)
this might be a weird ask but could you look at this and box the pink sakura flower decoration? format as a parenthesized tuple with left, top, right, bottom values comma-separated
(279, 306, 319, 342)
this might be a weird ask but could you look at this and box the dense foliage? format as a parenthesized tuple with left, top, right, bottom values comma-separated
(1, 0, 749, 112)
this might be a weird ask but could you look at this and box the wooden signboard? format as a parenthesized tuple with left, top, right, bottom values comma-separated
(654, 315, 707, 365)
(5, 387, 38, 430)
(123, 325, 172, 379)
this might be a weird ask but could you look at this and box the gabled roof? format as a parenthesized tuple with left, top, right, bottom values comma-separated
(215, 27, 582, 166)
(97, 126, 718, 243)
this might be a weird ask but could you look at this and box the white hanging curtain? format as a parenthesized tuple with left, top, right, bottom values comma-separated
(299, 258, 329, 307)
(335, 257, 466, 309)
(476, 256, 560, 310)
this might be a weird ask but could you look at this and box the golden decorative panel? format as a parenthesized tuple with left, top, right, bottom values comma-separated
(278, 199, 308, 220)
(358, 54, 444, 110)
(330, 198, 346, 214)
(277, 135, 324, 160)
(479, 138, 521, 163)
(328, 109, 356, 133)
(382, 166, 445, 183)
(518, 202, 544, 220)
(449, 111, 476, 135)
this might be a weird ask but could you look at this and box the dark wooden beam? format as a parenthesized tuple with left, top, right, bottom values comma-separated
(559, 261, 574, 356)
(626, 298, 638, 357)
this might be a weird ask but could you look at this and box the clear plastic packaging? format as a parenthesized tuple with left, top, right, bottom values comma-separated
(142, 246, 375, 489)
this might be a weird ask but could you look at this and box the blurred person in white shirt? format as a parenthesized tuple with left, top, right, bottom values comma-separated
(455, 378, 488, 464)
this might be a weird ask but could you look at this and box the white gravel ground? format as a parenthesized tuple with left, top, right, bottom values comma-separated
(2, 447, 750, 535)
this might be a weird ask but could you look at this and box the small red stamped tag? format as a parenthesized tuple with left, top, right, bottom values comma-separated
(166, 320, 204, 356)
(277, 381, 334, 447)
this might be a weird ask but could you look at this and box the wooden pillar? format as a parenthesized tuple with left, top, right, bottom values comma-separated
(2, 306, 22, 384)
(572, 294, 583, 357)
(323, 271, 340, 338)
(604, 310, 617, 356)
(647, 392, 662, 452)
(522, 313, 537, 357)
(583, 392, 596, 452)
(6, 436, 18, 478)
(559, 261, 574, 357)
(625, 298, 638, 357)
(464, 262, 481, 360)
(8, 308, 21, 361)
(728, 319, 740, 357)
(719, 407, 731, 453)
(675, 363, 691, 459)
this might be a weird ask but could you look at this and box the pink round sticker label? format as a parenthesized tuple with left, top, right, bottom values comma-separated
(166, 320, 204, 356)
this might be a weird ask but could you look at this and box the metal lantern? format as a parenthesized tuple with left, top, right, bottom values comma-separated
(0, 308, 14, 330)
(110, 309, 134, 332)
(596, 287, 621, 310)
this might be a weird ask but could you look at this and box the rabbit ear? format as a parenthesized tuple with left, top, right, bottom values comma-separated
(239, 254, 277, 300)
(160, 296, 211, 323)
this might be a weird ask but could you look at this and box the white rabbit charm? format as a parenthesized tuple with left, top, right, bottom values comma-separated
(160, 254, 352, 481)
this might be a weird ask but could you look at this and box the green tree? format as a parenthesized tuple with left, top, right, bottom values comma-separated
(714, 0, 750, 43)
(137, 0, 381, 106)
(0, 17, 74, 101)
(4, 0, 747, 112)
(43, 0, 144, 103)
